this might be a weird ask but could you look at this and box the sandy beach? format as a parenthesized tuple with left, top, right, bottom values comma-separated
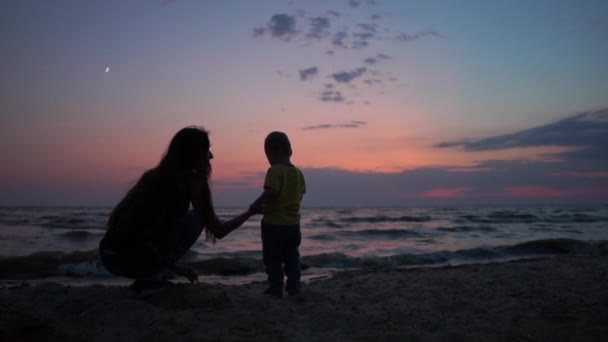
(1, 255, 607, 341)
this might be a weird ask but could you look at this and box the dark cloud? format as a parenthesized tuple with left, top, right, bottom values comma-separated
(351, 23, 377, 48)
(303, 120, 367, 130)
(331, 67, 367, 83)
(213, 109, 608, 205)
(363, 53, 390, 65)
(293, 159, 608, 206)
(308, 17, 331, 39)
(332, 31, 349, 48)
(299, 66, 318, 80)
(436, 109, 608, 165)
(214, 161, 608, 206)
(358, 23, 377, 33)
(270, 14, 297, 38)
(353, 32, 374, 40)
(395, 30, 439, 42)
(363, 79, 382, 85)
(348, 0, 377, 8)
(352, 40, 369, 49)
(319, 89, 345, 102)
(254, 14, 297, 40)
(250, 5, 442, 109)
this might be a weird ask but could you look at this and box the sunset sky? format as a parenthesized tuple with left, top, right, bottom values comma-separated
(1, 0, 607, 206)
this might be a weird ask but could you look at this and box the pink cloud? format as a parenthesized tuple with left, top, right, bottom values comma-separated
(421, 187, 470, 198)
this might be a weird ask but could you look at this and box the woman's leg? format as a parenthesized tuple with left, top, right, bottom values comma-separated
(99, 236, 162, 279)
(157, 210, 204, 267)
(100, 211, 203, 286)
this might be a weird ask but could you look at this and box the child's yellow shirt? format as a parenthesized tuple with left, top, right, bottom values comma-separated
(262, 164, 306, 225)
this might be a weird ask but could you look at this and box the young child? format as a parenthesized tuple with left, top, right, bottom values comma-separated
(251, 131, 306, 297)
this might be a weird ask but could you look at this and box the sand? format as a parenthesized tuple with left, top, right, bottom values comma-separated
(1, 255, 607, 341)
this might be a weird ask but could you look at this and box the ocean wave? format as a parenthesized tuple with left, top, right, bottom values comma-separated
(460, 212, 538, 224)
(460, 212, 608, 224)
(304, 239, 608, 268)
(309, 234, 339, 241)
(436, 225, 496, 233)
(39, 217, 101, 229)
(2, 238, 606, 280)
(339, 229, 423, 238)
(301, 252, 439, 268)
(60, 231, 99, 240)
(0, 219, 30, 226)
(0, 250, 101, 279)
(545, 213, 608, 223)
(340, 215, 432, 223)
(310, 219, 343, 228)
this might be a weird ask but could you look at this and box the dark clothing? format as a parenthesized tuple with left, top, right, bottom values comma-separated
(105, 169, 193, 245)
(100, 168, 206, 279)
(99, 210, 203, 278)
(261, 223, 301, 287)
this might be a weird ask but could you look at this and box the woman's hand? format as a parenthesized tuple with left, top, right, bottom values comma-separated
(248, 203, 264, 215)
(171, 264, 199, 283)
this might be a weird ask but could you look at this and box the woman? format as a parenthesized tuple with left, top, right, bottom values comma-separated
(99, 126, 256, 294)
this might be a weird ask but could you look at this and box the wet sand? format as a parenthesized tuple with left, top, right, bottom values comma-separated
(1, 255, 607, 341)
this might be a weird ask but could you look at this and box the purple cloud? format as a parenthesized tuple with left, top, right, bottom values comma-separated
(331, 67, 367, 83)
(299, 67, 319, 80)
(308, 17, 331, 39)
(254, 14, 297, 40)
(363, 53, 390, 65)
(436, 109, 608, 166)
(395, 30, 439, 42)
(303, 120, 367, 130)
(319, 89, 345, 102)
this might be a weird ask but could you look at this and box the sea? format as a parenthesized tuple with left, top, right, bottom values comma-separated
(1, 206, 607, 286)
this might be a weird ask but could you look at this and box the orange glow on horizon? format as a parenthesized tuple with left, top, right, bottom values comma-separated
(421, 187, 471, 198)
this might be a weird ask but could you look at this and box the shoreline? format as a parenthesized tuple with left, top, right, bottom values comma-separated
(2, 255, 607, 341)
(0, 254, 567, 288)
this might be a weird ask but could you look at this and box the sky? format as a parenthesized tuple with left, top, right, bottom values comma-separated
(1, 0, 607, 207)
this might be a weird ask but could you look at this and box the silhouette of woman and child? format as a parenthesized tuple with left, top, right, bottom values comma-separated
(99, 127, 305, 297)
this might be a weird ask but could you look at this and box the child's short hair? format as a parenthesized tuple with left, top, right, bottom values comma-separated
(265, 131, 291, 155)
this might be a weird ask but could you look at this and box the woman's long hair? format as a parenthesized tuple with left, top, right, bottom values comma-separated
(108, 126, 217, 240)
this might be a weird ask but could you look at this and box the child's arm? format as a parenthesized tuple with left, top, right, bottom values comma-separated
(249, 187, 278, 214)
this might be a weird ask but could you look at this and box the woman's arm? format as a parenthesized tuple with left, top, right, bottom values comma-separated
(210, 208, 255, 239)
(190, 176, 256, 240)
